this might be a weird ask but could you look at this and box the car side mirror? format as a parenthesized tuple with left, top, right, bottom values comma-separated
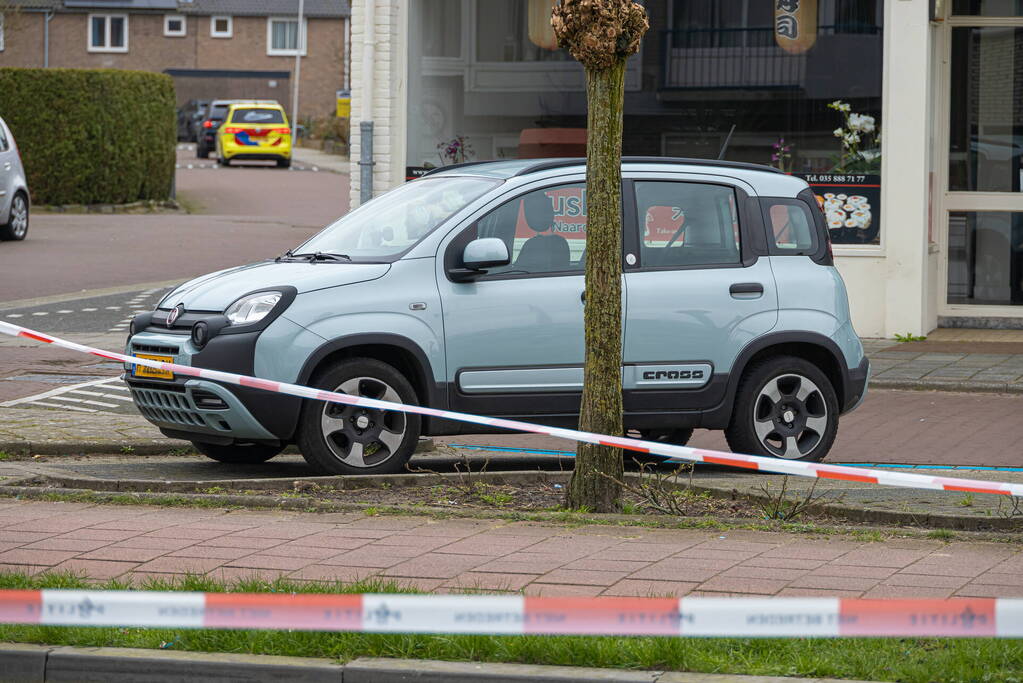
(449, 238, 510, 281)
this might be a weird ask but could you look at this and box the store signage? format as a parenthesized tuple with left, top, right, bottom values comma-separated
(775, 0, 818, 54)
(793, 173, 880, 246)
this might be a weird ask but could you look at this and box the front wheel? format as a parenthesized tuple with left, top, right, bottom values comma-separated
(192, 441, 283, 464)
(624, 428, 694, 465)
(297, 358, 421, 475)
(0, 194, 29, 241)
(725, 356, 838, 462)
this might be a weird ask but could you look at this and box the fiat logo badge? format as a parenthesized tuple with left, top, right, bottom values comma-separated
(167, 304, 184, 328)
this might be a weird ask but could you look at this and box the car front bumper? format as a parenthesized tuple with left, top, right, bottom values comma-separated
(124, 330, 302, 446)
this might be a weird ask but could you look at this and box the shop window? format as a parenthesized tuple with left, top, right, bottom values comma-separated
(88, 14, 128, 53)
(947, 211, 1023, 305)
(471, 184, 587, 276)
(476, 0, 571, 62)
(949, 27, 1023, 192)
(952, 0, 1023, 15)
(634, 182, 740, 268)
(422, 0, 461, 57)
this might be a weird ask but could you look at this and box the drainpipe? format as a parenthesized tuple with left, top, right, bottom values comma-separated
(44, 11, 53, 68)
(358, 0, 375, 205)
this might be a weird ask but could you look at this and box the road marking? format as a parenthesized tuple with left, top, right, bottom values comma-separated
(70, 389, 133, 401)
(57, 395, 120, 408)
(31, 312, 47, 316)
(29, 401, 96, 413)
(0, 376, 124, 408)
(104, 384, 130, 392)
(56, 310, 73, 314)
(5, 314, 22, 318)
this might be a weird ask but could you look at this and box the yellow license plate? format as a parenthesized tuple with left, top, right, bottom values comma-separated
(133, 354, 174, 380)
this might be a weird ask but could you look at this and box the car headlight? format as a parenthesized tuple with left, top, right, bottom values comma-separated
(224, 291, 282, 325)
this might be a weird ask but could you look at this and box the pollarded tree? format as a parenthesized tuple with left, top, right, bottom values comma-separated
(552, 0, 648, 512)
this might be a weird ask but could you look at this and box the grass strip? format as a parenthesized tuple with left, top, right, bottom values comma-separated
(0, 572, 1020, 682)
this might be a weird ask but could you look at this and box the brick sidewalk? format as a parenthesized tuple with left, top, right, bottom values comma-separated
(0, 501, 1020, 599)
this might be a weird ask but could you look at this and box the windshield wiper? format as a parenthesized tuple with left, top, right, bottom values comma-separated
(279, 251, 352, 263)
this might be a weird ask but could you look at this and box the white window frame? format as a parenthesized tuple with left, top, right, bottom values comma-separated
(266, 17, 307, 56)
(87, 13, 129, 53)
(163, 14, 186, 37)
(210, 15, 232, 38)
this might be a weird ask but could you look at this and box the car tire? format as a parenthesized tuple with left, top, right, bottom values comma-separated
(624, 428, 694, 465)
(297, 358, 421, 476)
(277, 158, 292, 169)
(725, 355, 838, 462)
(218, 155, 229, 167)
(196, 144, 209, 159)
(0, 193, 29, 241)
(191, 441, 283, 464)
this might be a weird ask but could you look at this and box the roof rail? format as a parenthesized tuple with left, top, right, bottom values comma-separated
(511, 156, 785, 177)
(420, 160, 498, 178)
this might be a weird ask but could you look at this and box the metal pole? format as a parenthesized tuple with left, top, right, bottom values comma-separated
(290, 0, 305, 142)
(358, 0, 376, 204)
(44, 11, 53, 68)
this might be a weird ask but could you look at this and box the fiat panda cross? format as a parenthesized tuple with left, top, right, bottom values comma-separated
(125, 158, 869, 474)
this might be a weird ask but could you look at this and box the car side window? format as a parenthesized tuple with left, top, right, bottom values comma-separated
(0, 123, 8, 152)
(763, 199, 817, 252)
(634, 181, 740, 268)
(464, 183, 587, 277)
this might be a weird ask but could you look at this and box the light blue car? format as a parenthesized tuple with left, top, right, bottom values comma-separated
(125, 158, 869, 475)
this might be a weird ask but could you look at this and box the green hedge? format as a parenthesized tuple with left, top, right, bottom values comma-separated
(0, 68, 176, 205)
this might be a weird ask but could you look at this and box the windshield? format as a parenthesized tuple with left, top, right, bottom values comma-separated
(294, 177, 500, 260)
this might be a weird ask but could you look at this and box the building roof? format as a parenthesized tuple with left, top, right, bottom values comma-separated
(180, 0, 350, 18)
(64, 0, 178, 8)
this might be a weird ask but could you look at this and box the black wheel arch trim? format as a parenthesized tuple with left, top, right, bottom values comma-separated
(297, 333, 447, 426)
(700, 331, 857, 429)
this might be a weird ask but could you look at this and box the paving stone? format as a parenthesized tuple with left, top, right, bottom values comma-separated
(0, 548, 79, 566)
(524, 583, 605, 597)
(381, 553, 488, 579)
(603, 579, 700, 597)
(862, 585, 956, 599)
(534, 569, 628, 587)
(444, 572, 538, 591)
(50, 559, 138, 579)
(696, 577, 790, 594)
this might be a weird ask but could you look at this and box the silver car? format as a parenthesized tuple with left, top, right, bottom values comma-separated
(0, 115, 29, 241)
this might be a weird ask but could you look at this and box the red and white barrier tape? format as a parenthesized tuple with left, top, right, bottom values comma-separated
(0, 591, 1020, 637)
(2, 320, 1021, 498)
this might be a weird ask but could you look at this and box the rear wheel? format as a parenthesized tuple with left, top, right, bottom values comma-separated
(196, 144, 209, 159)
(725, 356, 838, 462)
(297, 358, 421, 475)
(277, 157, 292, 169)
(218, 155, 230, 166)
(192, 441, 283, 464)
(0, 193, 28, 241)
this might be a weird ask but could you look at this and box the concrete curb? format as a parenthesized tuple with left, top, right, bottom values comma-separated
(0, 440, 191, 457)
(0, 648, 880, 683)
(0, 437, 436, 458)
(2, 472, 1020, 535)
(870, 377, 1023, 394)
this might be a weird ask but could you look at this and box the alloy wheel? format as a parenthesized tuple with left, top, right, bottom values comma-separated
(320, 376, 407, 468)
(752, 373, 829, 459)
(10, 196, 27, 238)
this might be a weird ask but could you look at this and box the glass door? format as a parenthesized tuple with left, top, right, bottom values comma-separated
(942, 7, 1023, 314)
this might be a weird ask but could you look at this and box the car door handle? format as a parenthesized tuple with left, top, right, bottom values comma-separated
(729, 282, 764, 296)
(2, 162, 10, 171)
(580, 290, 585, 303)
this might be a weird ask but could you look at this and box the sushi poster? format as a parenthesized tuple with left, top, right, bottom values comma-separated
(793, 173, 881, 246)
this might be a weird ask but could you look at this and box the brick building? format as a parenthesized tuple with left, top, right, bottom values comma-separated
(0, 0, 350, 120)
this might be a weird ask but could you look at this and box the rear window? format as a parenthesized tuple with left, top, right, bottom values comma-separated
(763, 199, 817, 253)
(230, 108, 285, 124)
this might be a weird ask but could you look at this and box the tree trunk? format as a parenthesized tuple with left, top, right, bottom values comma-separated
(566, 57, 626, 513)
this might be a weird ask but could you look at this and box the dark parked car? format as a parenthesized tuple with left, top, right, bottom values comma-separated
(177, 99, 210, 142)
(196, 99, 276, 159)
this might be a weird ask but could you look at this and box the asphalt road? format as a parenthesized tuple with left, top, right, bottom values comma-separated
(0, 148, 348, 304)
